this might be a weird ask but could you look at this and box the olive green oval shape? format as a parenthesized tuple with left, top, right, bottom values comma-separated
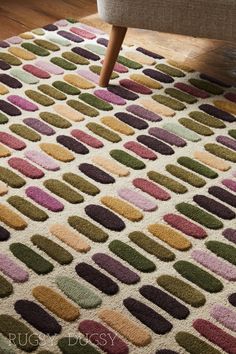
(152, 94, 186, 110)
(90, 65, 118, 79)
(176, 202, 223, 229)
(117, 55, 142, 69)
(229, 129, 236, 139)
(0, 113, 8, 124)
(174, 260, 223, 293)
(189, 78, 224, 95)
(176, 331, 221, 354)
(31, 234, 73, 265)
(189, 111, 225, 128)
(206, 241, 236, 265)
(179, 118, 213, 136)
(25, 90, 54, 106)
(8, 196, 48, 221)
(58, 337, 100, 354)
(63, 173, 100, 196)
(40, 112, 71, 128)
(0, 275, 13, 298)
(129, 231, 175, 261)
(155, 63, 185, 77)
(44, 179, 84, 203)
(10, 243, 53, 274)
(87, 122, 121, 143)
(0, 53, 21, 65)
(34, 39, 60, 51)
(177, 157, 218, 179)
(148, 171, 187, 194)
(51, 57, 77, 70)
(0, 333, 15, 354)
(79, 93, 113, 111)
(0, 315, 39, 352)
(38, 84, 67, 100)
(205, 143, 236, 162)
(67, 100, 98, 117)
(52, 81, 80, 95)
(9, 124, 41, 142)
(165, 88, 197, 104)
(110, 149, 145, 169)
(166, 164, 206, 187)
(21, 42, 50, 56)
(157, 275, 206, 307)
(62, 51, 89, 65)
(109, 240, 156, 272)
(56, 276, 102, 308)
(0, 167, 25, 188)
(68, 216, 108, 242)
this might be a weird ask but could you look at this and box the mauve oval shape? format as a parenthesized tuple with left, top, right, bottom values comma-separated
(174, 82, 210, 98)
(163, 213, 207, 238)
(216, 135, 236, 151)
(23, 118, 55, 136)
(36, 60, 64, 75)
(58, 30, 83, 43)
(92, 253, 140, 284)
(94, 89, 126, 105)
(118, 187, 157, 211)
(71, 129, 103, 148)
(0, 132, 26, 150)
(79, 320, 129, 354)
(85, 204, 125, 231)
(15, 300, 61, 335)
(124, 141, 157, 160)
(25, 150, 60, 171)
(133, 178, 171, 201)
(7, 95, 38, 111)
(0, 253, 28, 282)
(126, 104, 162, 121)
(23, 64, 51, 79)
(120, 79, 152, 94)
(149, 127, 186, 147)
(77, 69, 99, 84)
(26, 186, 64, 212)
(8, 157, 44, 179)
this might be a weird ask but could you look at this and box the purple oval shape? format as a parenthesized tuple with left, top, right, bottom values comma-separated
(26, 186, 64, 212)
(216, 135, 236, 151)
(25, 150, 60, 171)
(72, 47, 99, 60)
(85, 204, 125, 231)
(0, 99, 21, 116)
(0, 253, 28, 282)
(0, 60, 11, 71)
(199, 104, 235, 122)
(0, 74, 22, 88)
(92, 253, 140, 284)
(94, 89, 126, 105)
(143, 69, 174, 83)
(23, 118, 55, 136)
(120, 79, 152, 94)
(108, 85, 139, 100)
(126, 104, 162, 122)
(148, 127, 186, 147)
(57, 30, 83, 42)
(7, 95, 38, 111)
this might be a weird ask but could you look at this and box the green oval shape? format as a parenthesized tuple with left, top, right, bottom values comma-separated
(177, 156, 218, 179)
(0, 167, 25, 188)
(148, 170, 187, 194)
(79, 93, 113, 111)
(206, 241, 236, 265)
(110, 149, 145, 169)
(152, 94, 186, 111)
(87, 122, 121, 143)
(38, 84, 67, 100)
(63, 173, 100, 196)
(176, 331, 221, 354)
(8, 196, 48, 221)
(179, 117, 213, 136)
(67, 100, 98, 117)
(25, 90, 54, 106)
(21, 42, 49, 56)
(43, 179, 84, 203)
(0, 275, 13, 298)
(51, 57, 77, 70)
(166, 164, 206, 187)
(9, 124, 41, 142)
(68, 216, 108, 243)
(52, 81, 80, 95)
(39, 112, 71, 128)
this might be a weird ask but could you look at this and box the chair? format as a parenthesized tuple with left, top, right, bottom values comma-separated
(97, 0, 236, 86)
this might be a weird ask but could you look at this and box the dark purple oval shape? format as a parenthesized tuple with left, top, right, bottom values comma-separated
(0, 60, 11, 70)
(108, 85, 139, 100)
(199, 104, 235, 122)
(58, 30, 83, 43)
(137, 135, 174, 155)
(72, 47, 99, 60)
(193, 195, 235, 220)
(115, 112, 148, 129)
(0, 100, 21, 116)
(14, 300, 61, 335)
(208, 186, 236, 208)
(79, 163, 115, 184)
(143, 69, 174, 83)
(148, 127, 186, 147)
(0, 74, 22, 88)
(0, 226, 10, 241)
(85, 204, 125, 231)
(56, 135, 89, 154)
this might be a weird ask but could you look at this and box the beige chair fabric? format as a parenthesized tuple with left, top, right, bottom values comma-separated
(97, 0, 236, 41)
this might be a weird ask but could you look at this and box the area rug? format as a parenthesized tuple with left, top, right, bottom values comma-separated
(0, 19, 236, 354)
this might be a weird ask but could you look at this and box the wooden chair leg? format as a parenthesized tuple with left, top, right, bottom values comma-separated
(99, 25, 127, 87)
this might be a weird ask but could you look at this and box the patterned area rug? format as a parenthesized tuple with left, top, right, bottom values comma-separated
(0, 19, 236, 354)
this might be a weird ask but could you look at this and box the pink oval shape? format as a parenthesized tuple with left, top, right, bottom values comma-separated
(7, 95, 38, 111)
(222, 179, 236, 192)
(101, 59, 128, 73)
(124, 141, 157, 160)
(211, 305, 236, 332)
(70, 27, 96, 39)
(77, 69, 99, 84)
(163, 213, 207, 238)
(192, 250, 236, 280)
(79, 23, 105, 35)
(26, 186, 64, 212)
(23, 64, 51, 79)
(8, 157, 44, 179)
(71, 129, 103, 148)
(133, 178, 170, 201)
(0, 132, 26, 150)
(79, 320, 129, 354)
(7, 36, 22, 44)
(0, 253, 29, 282)
(120, 79, 152, 94)
(95, 89, 126, 105)
(118, 187, 157, 211)
(36, 60, 64, 75)
(25, 150, 60, 171)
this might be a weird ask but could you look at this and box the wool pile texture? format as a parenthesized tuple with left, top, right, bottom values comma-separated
(0, 19, 236, 354)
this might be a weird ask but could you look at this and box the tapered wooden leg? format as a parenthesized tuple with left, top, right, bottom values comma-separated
(99, 25, 127, 87)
